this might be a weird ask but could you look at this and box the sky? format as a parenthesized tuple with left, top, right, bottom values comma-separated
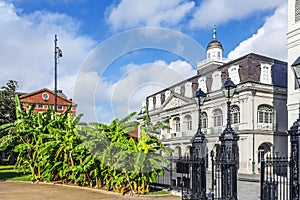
(0, 0, 288, 123)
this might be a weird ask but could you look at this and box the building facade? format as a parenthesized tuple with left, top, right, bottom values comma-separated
(288, 0, 300, 130)
(139, 30, 288, 174)
(19, 88, 77, 116)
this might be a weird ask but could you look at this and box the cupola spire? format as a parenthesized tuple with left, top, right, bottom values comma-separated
(213, 24, 216, 40)
(206, 25, 223, 62)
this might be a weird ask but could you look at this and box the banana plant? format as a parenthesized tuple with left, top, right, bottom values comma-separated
(0, 95, 172, 195)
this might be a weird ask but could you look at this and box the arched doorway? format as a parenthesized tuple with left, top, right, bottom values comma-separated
(258, 142, 272, 164)
(184, 145, 191, 156)
(174, 146, 182, 158)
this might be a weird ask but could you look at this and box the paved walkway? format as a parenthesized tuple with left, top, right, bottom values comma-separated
(0, 181, 180, 200)
(0, 179, 261, 200)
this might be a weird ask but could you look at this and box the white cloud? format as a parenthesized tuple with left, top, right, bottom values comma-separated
(72, 27, 204, 123)
(106, 0, 195, 31)
(88, 60, 195, 122)
(0, 0, 96, 96)
(227, 2, 287, 61)
(190, 0, 285, 28)
(1, 0, 288, 124)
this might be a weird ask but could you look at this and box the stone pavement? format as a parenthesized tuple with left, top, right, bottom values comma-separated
(237, 179, 260, 200)
(0, 181, 181, 200)
(0, 178, 261, 200)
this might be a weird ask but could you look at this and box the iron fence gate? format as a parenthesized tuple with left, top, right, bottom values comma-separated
(152, 156, 207, 199)
(211, 153, 223, 199)
(260, 156, 290, 200)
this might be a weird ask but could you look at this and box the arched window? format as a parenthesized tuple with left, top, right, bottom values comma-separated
(174, 117, 181, 132)
(258, 105, 273, 123)
(230, 105, 240, 124)
(201, 112, 208, 128)
(184, 115, 192, 131)
(257, 105, 274, 130)
(213, 109, 223, 127)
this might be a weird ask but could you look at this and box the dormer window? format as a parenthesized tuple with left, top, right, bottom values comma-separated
(198, 76, 207, 93)
(165, 90, 171, 100)
(175, 86, 181, 94)
(155, 94, 161, 108)
(211, 71, 222, 91)
(228, 65, 240, 85)
(185, 82, 193, 98)
(260, 64, 271, 84)
(148, 97, 154, 110)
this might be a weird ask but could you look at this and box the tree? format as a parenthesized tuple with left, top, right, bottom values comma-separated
(0, 80, 18, 164)
(0, 80, 18, 125)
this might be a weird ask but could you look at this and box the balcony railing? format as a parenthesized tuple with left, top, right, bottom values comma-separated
(257, 123, 273, 131)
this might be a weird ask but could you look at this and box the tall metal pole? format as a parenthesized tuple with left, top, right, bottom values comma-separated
(189, 89, 207, 200)
(251, 91, 256, 174)
(220, 78, 239, 200)
(54, 35, 58, 112)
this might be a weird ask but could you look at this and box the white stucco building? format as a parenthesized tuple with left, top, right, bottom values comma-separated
(138, 28, 288, 174)
(288, 0, 300, 130)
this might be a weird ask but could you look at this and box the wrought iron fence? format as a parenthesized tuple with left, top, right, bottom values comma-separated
(152, 150, 297, 200)
(152, 156, 207, 199)
(152, 157, 186, 191)
(260, 156, 290, 200)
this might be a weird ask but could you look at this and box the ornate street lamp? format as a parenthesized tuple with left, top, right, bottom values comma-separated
(194, 88, 207, 140)
(188, 88, 207, 200)
(219, 77, 239, 200)
(222, 78, 237, 130)
(288, 58, 300, 199)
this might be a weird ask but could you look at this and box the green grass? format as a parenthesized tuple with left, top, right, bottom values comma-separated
(148, 190, 169, 195)
(0, 165, 31, 181)
(147, 188, 170, 195)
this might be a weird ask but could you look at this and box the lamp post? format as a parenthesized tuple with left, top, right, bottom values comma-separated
(189, 88, 207, 200)
(219, 77, 239, 200)
(54, 35, 62, 112)
(288, 58, 300, 200)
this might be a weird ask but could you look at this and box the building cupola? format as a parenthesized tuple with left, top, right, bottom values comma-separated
(206, 25, 223, 62)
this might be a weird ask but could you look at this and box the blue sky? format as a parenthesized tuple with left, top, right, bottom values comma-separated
(0, 0, 287, 123)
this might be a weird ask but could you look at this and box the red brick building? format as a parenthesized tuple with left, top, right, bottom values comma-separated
(19, 88, 77, 116)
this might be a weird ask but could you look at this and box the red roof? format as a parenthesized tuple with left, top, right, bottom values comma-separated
(129, 126, 139, 139)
